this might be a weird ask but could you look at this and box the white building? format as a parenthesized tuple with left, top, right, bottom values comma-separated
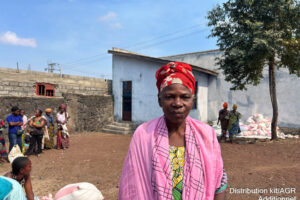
(109, 48, 300, 128)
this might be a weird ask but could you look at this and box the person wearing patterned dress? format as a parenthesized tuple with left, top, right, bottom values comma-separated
(44, 108, 55, 149)
(0, 119, 8, 164)
(119, 62, 227, 200)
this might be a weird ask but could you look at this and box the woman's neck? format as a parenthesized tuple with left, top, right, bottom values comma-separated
(12, 172, 24, 181)
(166, 119, 186, 147)
(166, 120, 186, 134)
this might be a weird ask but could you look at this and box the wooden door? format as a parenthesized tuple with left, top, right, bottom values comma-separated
(122, 81, 132, 121)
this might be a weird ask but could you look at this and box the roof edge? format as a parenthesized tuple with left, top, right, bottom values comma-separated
(108, 48, 218, 77)
(161, 49, 221, 59)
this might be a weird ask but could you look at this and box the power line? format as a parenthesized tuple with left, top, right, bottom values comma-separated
(62, 27, 208, 71)
(61, 23, 206, 67)
(133, 28, 209, 51)
(122, 23, 205, 50)
(59, 23, 208, 76)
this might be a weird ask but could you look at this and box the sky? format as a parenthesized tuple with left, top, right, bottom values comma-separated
(0, 0, 226, 78)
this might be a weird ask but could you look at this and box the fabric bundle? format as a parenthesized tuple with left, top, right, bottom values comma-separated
(54, 182, 104, 200)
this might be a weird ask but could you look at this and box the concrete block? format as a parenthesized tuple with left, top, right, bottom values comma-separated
(8, 91, 20, 96)
(0, 91, 9, 95)
(2, 81, 10, 86)
(54, 92, 62, 97)
(3, 86, 13, 91)
(9, 82, 20, 86)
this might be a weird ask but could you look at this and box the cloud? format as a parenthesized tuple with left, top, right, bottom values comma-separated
(110, 22, 123, 29)
(99, 11, 117, 22)
(98, 11, 122, 29)
(0, 31, 37, 48)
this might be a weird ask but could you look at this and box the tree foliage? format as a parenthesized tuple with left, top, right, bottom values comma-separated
(207, 0, 300, 90)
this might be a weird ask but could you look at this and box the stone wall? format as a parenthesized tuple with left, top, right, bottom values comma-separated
(0, 67, 112, 97)
(64, 94, 114, 132)
(0, 94, 113, 133)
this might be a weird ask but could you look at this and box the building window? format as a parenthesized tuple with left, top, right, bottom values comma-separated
(36, 83, 55, 97)
(192, 81, 198, 109)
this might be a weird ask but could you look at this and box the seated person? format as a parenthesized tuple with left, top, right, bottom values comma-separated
(4, 156, 34, 200)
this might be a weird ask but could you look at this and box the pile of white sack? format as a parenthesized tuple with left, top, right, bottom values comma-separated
(212, 113, 299, 139)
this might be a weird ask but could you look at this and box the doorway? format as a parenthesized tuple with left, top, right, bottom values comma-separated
(122, 81, 132, 121)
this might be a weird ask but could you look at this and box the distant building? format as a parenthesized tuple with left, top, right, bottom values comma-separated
(0, 67, 113, 132)
(109, 48, 218, 124)
(109, 48, 300, 128)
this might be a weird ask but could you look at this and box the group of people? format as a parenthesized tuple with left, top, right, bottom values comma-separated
(0, 156, 104, 200)
(0, 104, 70, 163)
(217, 102, 242, 143)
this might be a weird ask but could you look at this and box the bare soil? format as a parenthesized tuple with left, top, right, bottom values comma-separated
(0, 132, 299, 200)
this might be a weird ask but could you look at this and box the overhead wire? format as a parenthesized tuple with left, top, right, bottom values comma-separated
(61, 23, 206, 67)
(60, 23, 208, 76)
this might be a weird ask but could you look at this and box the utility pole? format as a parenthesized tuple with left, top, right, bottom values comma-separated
(16, 62, 19, 73)
(59, 65, 62, 78)
(45, 62, 62, 77)
(45, 62, 57, 73)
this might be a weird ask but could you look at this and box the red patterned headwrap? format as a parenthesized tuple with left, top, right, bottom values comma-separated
(155, 62, 195, 94)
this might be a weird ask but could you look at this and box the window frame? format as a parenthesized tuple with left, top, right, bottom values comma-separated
(35, 83, 55, 97)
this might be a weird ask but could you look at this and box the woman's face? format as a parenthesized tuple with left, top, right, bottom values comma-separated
(158, 84, 194, 125)
(35, 110, 40, 117)
(20, 160, 32, 176)
(59, 108, 64, 113)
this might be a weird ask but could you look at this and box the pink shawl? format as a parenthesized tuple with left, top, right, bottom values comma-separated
(119, 116, 224, 200)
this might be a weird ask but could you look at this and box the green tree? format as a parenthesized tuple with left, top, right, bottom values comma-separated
(207, 0, 300, 140)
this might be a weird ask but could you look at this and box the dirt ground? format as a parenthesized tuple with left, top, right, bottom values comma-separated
(0, 132, 299, 200)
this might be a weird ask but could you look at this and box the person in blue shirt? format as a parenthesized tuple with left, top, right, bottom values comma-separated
(6, 106, 23, 152)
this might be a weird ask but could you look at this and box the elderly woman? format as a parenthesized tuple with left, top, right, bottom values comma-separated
(56, 104, 70, 150)
(119, 62, 227, 200)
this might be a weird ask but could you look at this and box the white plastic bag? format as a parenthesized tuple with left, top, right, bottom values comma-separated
(8, 145, 24, 163)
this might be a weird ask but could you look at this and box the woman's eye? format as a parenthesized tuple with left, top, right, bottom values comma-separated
(182, 95, 191, 99)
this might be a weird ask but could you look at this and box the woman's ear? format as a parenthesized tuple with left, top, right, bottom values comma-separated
(20, 168, 25, 175)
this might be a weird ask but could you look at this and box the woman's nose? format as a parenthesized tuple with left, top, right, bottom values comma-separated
(172, 97, 183, 107)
